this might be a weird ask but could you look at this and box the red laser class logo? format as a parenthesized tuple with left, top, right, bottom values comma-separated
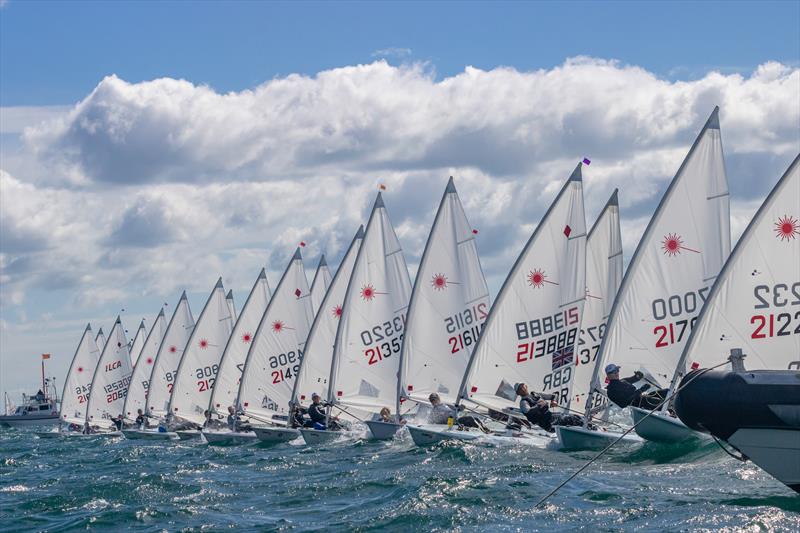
(431, 273, 448, 291)
(242, 332, 252, 343)
(332, 305, 343, 318)
(527, 268, 547, 289)
(198, 339, 209, 349)
(774, 215, 799, 241)
(168, 345, 178, 353)
(661, 233, 699, 257)
(272, 321, 285, 333)
(146, 357, 153, 364)
(361, 284, 376, 301)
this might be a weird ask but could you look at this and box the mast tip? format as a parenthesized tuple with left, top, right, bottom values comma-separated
(356, 225, 365, 239)
(258, 267, 267, 279)
(706, 106, 720, 130)
(373, 192, 385, 209)
(214, 277, 224, 289)
(226, 289, 234, 299)
(445, 175, 457, 193)
(318, 254, 327, 267)
(292, 247, 302, 260)
(609, 188, 619, 206)
(569, 162, 583, 182)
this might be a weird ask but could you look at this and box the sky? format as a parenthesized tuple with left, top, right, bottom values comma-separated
(0, 1, 799, 400)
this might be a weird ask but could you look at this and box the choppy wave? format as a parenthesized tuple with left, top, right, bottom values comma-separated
(0, 429, 797, 532)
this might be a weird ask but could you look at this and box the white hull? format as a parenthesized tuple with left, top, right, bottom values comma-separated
(0, 415, 60, 428)
(122, 428, 178, 440)
(556, 425, 644, 450)
(728, 428, 800, 491)
(299, 428, 342, 445)
(631, 407, 703, 443)
(364, 420, 402, 440)
(406, 423, 554, 448)
(176, 429, 202, 440)
(201, 429, 257, 445)
(252, 426, 300, 444)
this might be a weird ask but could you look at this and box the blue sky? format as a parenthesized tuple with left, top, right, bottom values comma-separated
(0, 1, 798, 398)
(2, 1, 798, 105)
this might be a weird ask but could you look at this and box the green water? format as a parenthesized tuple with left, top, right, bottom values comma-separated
(0, 429, 797, 531)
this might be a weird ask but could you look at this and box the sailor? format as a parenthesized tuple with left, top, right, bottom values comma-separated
(379, 407, 392, 423)
(226, 406, 237, 431)
(604, 364, 669, 410)
(427, 393, 486, 430)
(34, 390, 46, 402)
(308, 393, 328, 429)
(514, 383, 582, 432)
(135, 409, 147, 429)
(113, 414, 124, 431)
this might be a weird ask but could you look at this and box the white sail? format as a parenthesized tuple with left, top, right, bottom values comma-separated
(237, 249, 313, 421)
(208, 269, 271, 413)
(167, 278, 234, 425)
(459, 164, 587, 410)
(292, 226, 364, 407)
(128, 320, 147, 366)
(95, 328, 106, 353)
(594, 108, 730, 392)
(59, 324, 102, 425)
(329, 193, 413, 415)
(310, 255, 333, 316)
(145, 292, 195, 418)
(226, 289, 237, 323)
(85, 317, 133, 428)
(573, 190, 623, 413)
(123, 308, 167, 419)
(678, 155, 800, 377)
(398, 177, 490, 408)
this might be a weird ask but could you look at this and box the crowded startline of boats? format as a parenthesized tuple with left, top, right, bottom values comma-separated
(4, 107, 798, 493)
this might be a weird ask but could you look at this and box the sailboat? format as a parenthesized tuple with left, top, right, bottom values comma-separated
(416, 163, 587, 446)
(122, 308, 167, 423)
(230, 248, 313, 444)
(133, 292, 194, 438)
(160, 278, 235, 440)
(292, 226, 364, 445)
(555, 191, 641, 449)
(326, 193, 412, 440)
(226, 290, 237, 323)
(393, 178, 492, 447)
(84, 317, 132, 435)
(203, 269, 271, 445)
(53, 325, 102, 435)
(129, 320, 148, 366)
(675, 154, 800, 492)
(591, 107, 731, 444)
(309, 255, 333, 316)
(95, 327, 106, 354)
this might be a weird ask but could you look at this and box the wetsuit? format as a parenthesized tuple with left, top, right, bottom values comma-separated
(135, 414, 146, 428)
(308, 403, 327, 427)
(606, 375, 668, 410)
(113, 418, 123, 431)
(519, 392, 582, 432)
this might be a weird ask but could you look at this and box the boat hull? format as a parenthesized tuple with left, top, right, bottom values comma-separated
(556, 425, 643, 450)
(364, 420, 402, 440)
(0, 414, 60, 428)
(252, 426, 300, 444)
(675, 369, 800, 493)
(631, 407, 702, 443)
(176, 429, 202, 440)
(299, 428, 341, 445)
(406, 423, 553, 447)
(122, 428, 178, 440)
(201, 429, 257, 446)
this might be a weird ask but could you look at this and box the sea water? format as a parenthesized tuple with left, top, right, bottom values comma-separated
(1, 429, 797, 531)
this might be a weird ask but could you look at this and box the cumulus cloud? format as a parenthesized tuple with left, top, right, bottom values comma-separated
(1, 57, 798, 337)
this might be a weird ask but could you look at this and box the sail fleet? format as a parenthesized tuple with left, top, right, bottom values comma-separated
(39, 108, 798, 485)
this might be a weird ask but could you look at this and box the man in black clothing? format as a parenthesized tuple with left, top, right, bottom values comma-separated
(514, 383, 582, 432)
(135, 409, 147, 428)
(604, 364, 669, 410)
(113, 414, 124, 431)
(307, 393, 341, 430)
